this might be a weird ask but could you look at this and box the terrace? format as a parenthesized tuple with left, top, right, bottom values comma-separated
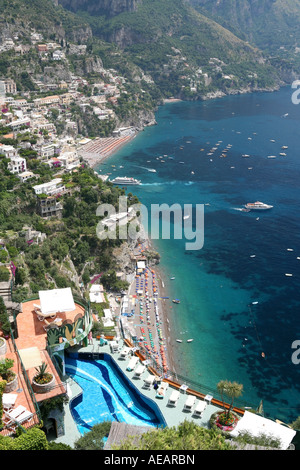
(0, 289, 297, 449)
(50, 338, 297, 450)
(0, 289, 92, 436)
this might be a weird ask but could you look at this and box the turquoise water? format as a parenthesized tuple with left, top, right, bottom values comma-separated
(66, 354, 165, 435)
(96, 87, 300, 422)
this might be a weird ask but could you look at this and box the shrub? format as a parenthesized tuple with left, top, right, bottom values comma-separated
(0, 380, 7, 428)
(48, 442, 73, 450)
(0, 427, 49, 450)
(0, 266, 10, 282)
(0, 358, 15, 382)
(74, 421, 112, 450)
(0, 296, 11, 335)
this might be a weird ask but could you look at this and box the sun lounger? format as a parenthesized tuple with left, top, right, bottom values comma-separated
(183, 395, 196, 412)
(15, 409, 33, 425)
(156, 381, 169, 398)
(133, 364, 145, 378)
(34, 308, 44, 321)
(193, 400, 207, 417)
(167, 390, 180, 407)
(2, 393, 18, 411)
(119, 347, 131, 359)
(126, 356, 139, 371)
(43, 318, 60, 331)
(143, 374, 155, 389)
(4, 405, 27, 425)
(6, 409, 34, 431)
(109, 341, 120, 353)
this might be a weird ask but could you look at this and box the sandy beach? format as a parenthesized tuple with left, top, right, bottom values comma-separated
(79, 133, 136, 168)
(89, 128, 177, 378)
(125, 234, 177, 380)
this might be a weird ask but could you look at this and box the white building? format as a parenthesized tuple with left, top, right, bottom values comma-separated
(89, 284, 105, 304)
(8, 156, 27, 174)
(8, 118, 31, 131)
(18, 171, 36, 183)
(0, 145, 18, 159)
(52, 50, 65, 61)
(57, 150, 80, 170)
(33, 178, 65, 196)
(40, 143, 57, 159)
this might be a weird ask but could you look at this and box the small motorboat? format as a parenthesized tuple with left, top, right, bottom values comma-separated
(176, 339, 182, 343)
(172, 299, 180, 304)
(187, 339, 194, 343)
(170, 277, 175, 280)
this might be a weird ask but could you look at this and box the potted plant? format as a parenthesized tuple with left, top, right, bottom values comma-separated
(214, 380, 244, 431)
(32, 362, 55, 393)
(0, 358, 18, 392)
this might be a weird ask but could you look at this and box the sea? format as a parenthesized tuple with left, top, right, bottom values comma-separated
(95, 86, 300, 423)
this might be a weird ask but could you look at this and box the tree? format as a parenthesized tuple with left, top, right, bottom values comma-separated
(74, 421, 112, 450)
(217, 380, 243, 420)
(113, 420, 232, 450)
(14, 267, 26, 286)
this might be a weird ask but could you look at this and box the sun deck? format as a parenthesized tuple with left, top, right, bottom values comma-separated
(0, 298, 87, 436)
(50, 338, 235, 447)
(1, 298, 296, 450)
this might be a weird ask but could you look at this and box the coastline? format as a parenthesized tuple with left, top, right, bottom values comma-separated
(143, 235, 178, 379)
(92, 83, 287, 385)
(127, 226, 178, 380)
(79, 132, 137, 169)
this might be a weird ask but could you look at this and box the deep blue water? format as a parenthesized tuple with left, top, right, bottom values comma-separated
(96, 87, 300, 422)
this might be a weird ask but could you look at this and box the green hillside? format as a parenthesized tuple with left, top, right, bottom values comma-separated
(189, 0, 300, 55)
(0, 0, 295, 101)
(69, 0, 283, 98)
(0, 0, 91, 42)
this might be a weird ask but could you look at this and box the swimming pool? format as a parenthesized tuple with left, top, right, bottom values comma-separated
(66, 352, 166, 435)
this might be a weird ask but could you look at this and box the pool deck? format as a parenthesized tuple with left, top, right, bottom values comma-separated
(51, 338, 223, 447)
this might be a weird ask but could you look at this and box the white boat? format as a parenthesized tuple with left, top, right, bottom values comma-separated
(183, 215, 190, 220)
(148, 169, 156, 173)
(267, 155, 277, 159)
(244, 201, 273, 210)
(110, 176, 141, 186)
(187, 339, 194, 343)
(176, 339, 182, 343)
(280, 153, 287, 156)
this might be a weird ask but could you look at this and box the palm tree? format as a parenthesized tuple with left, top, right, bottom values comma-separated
(217, 380, 243, 420)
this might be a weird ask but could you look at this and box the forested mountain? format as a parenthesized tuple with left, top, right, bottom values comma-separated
(1, 0, 298, 101)
(188, 0, 300, 57)
(56, 0, 292, 98)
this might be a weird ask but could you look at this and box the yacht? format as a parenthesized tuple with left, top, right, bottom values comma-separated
(110, 176, 141, 186)
(245, 201, 273, 210)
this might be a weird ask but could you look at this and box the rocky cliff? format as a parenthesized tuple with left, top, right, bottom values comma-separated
(57, 0, 142, 16)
